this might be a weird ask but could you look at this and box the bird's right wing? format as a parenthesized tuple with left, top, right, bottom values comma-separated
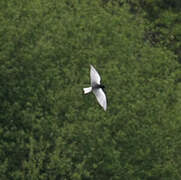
(93, 88, 107, 111)
(90, 65, 101, 85)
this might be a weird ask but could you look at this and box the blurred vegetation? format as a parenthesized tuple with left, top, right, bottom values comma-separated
(124, 0, 181, 63)
(0, 0, 180, 179)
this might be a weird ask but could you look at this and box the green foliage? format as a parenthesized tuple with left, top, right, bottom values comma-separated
(0, 0, 180, 179)
(124, 0, 181, 62)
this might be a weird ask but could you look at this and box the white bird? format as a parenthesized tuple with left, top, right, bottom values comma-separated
(83, 65, 107, 111)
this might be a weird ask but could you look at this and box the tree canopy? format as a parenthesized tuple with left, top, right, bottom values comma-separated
(0, 0, 180, 179)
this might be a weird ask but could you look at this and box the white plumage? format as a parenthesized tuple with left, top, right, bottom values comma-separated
(83, 65, 107, 111)
(83, 87, 92, 94)
(90, 65, 101, 85)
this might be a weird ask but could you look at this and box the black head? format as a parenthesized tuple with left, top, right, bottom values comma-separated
(100, 84, 105, 89)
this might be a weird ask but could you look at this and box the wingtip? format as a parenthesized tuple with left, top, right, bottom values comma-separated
(90, 64, 96, 71)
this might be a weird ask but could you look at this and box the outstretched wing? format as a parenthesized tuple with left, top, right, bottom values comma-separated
(90, 65, 101, 85)
(93, 88, 107, 111)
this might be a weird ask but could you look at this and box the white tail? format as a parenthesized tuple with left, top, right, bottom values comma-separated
(83, 87, 92, 94)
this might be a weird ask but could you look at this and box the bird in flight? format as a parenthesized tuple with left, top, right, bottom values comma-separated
(83, 65, 107, 111)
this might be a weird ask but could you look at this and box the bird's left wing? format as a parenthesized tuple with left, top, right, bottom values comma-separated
(93, 88, 107, 111)
(90, 65, 101, 85)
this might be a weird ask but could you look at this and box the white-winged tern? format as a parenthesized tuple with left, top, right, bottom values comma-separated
(83, 65, 107, 111)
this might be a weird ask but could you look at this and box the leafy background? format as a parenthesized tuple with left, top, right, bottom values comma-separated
(0, 0, 181, 179)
